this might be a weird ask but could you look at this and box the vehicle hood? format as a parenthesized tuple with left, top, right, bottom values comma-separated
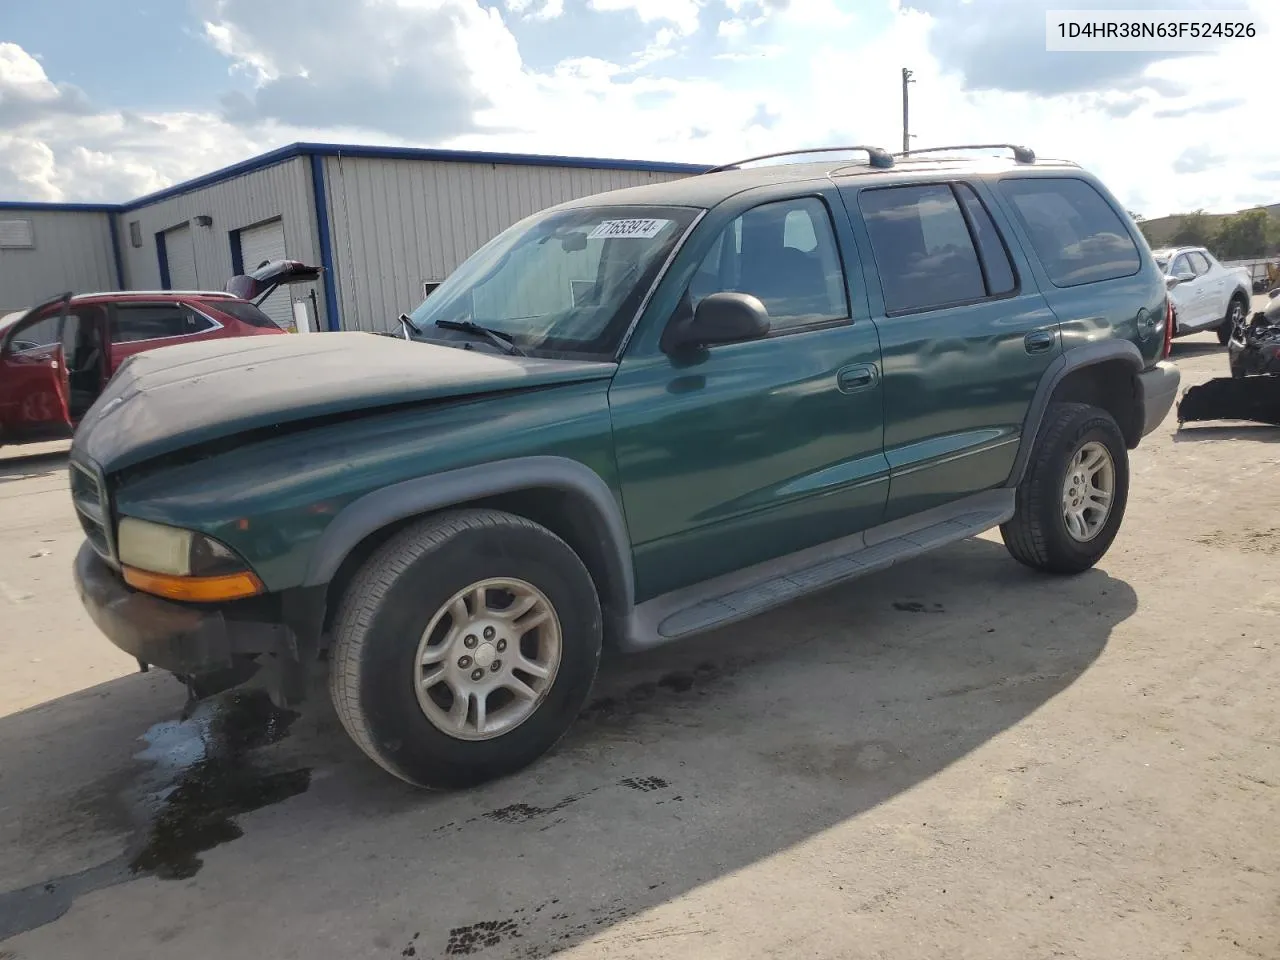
(73, 332, 617, 474)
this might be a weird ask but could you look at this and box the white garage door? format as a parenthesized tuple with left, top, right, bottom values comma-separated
(239, 218, 292, 327)
(164, 224, 198, 290)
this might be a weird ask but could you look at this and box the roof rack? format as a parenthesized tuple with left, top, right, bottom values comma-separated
(896, 143, 1037, 164)
(703, 145, 895, 174)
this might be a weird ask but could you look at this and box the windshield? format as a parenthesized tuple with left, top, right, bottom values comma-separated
(408, 204, 700, 356)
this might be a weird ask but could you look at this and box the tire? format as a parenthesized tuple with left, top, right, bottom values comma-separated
(1000, 402, 1130, 575)
(329, 508, 602, 789)
(1218, 294, 1247, 346)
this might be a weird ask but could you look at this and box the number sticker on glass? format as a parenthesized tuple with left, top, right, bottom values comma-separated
(587, 218, 672, 240)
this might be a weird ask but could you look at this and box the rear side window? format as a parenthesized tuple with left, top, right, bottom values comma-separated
(686, 196, 849, 332)
(212, 300, 283, 329)
(110, 304, 215, 343)
(955, 183, 1017, 296)
(998, 177, 1141, 287)
(859, 184, 987, 313)
(1188, 251, 1211, 275)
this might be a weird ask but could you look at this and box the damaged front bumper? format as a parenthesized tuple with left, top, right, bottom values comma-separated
(72, 541, 297, 697)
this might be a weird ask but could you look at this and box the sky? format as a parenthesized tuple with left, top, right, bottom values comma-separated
(0, 0, 1276, 219)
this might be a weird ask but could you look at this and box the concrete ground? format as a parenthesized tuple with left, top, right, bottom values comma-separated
(1, 325, 1277, 960)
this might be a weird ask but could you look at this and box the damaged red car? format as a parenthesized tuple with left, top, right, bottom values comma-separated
(0, 260, 319, 449)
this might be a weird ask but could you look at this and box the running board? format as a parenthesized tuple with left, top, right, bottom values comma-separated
(619, 489, 1015, 652)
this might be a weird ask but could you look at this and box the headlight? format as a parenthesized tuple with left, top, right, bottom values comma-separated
(117, 517, 263, 602)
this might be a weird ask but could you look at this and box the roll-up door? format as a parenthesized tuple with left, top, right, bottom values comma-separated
(164, 223, 198, 290)
(238, 218, 291, 327)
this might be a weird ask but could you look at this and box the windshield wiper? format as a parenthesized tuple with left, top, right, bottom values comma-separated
(434, 318, 526, 357)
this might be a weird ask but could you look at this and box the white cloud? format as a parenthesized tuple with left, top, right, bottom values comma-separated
(585, 0, 703, 35)
(0, 42, 92, 127)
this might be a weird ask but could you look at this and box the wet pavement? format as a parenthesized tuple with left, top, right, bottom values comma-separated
(2, 335, 1279, 959)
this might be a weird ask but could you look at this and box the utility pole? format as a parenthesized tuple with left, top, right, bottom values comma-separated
(901, 67, 914, 154)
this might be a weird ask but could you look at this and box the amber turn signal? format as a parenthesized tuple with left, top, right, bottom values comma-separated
(122, 565, 265, 602)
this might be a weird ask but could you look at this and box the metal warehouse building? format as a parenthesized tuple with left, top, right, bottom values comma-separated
(0, 143, 706, 332)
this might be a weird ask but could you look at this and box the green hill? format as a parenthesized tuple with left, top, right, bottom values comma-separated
(1137, 203, 1280, 255)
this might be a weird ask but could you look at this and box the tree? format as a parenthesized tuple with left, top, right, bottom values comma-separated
(1213, 209, 1271, 260)
(1170, 209, 1214, 247)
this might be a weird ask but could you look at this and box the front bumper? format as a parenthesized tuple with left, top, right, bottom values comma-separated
(1138, 361, 1180, 437)
(73, 541, 290, 679)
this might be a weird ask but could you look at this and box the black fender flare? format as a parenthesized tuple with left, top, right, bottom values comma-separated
(1005, 339, 1144, 488)
(301, 455, 636, 612)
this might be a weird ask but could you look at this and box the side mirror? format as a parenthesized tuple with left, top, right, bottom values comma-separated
(1268, 287, 1280, 299)
(1165, 275, 1182, 290)
(667, 292, 770, 352)
(1174, 270, 1196, 283)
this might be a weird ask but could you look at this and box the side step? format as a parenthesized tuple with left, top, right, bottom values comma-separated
(621, 489, 1014, 652)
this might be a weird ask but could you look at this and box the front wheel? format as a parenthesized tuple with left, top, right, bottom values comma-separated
(329, 508, 602, 789)
(1001, 402, 1130, 575)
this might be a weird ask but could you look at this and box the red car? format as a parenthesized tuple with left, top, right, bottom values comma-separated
(0, 260, 319, 450)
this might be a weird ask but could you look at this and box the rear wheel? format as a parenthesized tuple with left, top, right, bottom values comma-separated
(329, 508, 602, 789)
(1218, 294, 1247, 345)
(1001, 402, 1130, 575)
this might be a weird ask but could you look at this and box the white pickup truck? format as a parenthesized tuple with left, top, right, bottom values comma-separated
(1151, 246, 1254, 345)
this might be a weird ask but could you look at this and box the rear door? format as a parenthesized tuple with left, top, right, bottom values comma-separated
(106, 301, 225, 374)
(838, 178, 1061, 521)
(0, 302, 72, 442)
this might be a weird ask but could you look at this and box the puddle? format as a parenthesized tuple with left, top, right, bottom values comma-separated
(129, 690, 310, 879)
(0, 689, 310, 942)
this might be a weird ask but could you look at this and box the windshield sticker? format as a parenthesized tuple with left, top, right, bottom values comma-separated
(587, 218, 673, 240)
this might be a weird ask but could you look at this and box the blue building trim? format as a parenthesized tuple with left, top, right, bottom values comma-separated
(106, 215, 126, 289)
(309, 154, 342, 332)
(229, 228, 245, 277)
(109, 143, 710, 213)
(1, 143, 711, 215)
(0, 201, 119, 212)
(121, 144, 303, 211)
(155, 230, 171, 289)
(293, 142, 712, 175)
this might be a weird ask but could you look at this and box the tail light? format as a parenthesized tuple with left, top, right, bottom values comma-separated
(1162, 297, 1174, 359)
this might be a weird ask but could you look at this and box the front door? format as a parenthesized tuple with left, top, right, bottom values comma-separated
(1168, 251, 1206, 327)
(0, 299, 73, 443)
(838, 179, 1061, 522)
(609, 191, 889, 601)
(1191, 250, 1225, 324)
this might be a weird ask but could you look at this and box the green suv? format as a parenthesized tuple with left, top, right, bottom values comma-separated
(70, 144, 1180, 789)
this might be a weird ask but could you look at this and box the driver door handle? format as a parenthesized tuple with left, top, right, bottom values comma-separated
(837, 363, 879, 394)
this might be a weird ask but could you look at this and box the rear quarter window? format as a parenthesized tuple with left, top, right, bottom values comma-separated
(998, 177, 1141, 287)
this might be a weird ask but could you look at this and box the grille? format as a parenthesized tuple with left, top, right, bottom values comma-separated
(70, 460, 113, 562)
